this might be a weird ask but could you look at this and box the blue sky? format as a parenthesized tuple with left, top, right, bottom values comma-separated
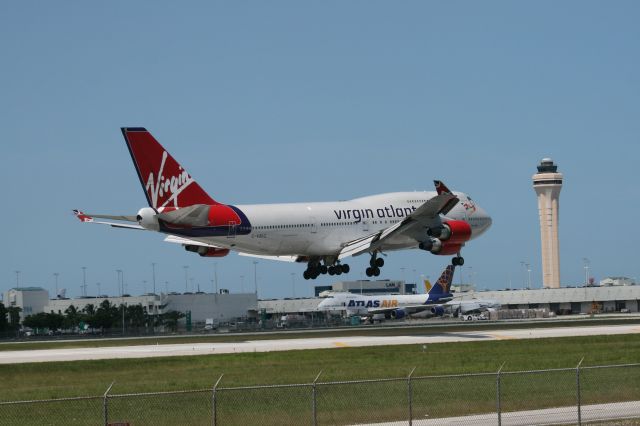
(1, 1, 639, 299)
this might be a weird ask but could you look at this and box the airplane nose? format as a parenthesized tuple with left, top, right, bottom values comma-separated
(472, 206, 492, 237)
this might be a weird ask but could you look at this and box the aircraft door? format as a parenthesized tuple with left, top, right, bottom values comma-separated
(310, 216, 318, 234)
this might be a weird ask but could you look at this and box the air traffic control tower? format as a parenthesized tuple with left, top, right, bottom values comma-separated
(533, 158, 563, 288)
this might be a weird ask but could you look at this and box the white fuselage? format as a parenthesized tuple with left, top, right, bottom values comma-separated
(317, 292, 437, 315)
(190, 191, 491, 257)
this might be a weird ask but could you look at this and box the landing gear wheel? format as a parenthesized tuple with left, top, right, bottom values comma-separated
(366, 267, 373, 277)
(372, 267, 380, 277)
(328, 266, 335, 276)
(452, 256, 465, 266)
(375, 258, 384, 268)
(341, 264, 350, 274)
(320, 265, 328, 274)
(303, 270, 310, 280)
(335, 267, 342, 276)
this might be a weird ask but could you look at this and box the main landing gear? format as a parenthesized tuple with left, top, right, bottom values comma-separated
(303, 261, 350, 280)
(365, 254, 384, 277)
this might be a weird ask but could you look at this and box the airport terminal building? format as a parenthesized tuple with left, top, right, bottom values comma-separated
(3, 279, 640, 330)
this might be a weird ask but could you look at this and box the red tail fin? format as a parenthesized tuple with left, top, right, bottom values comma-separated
(122, 128, 217, 209)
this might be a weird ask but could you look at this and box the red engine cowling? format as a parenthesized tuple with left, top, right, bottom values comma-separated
(440, 220, 472, 244)
(436, 243, 463, 256)
(185, 245, 230, 257)
(198, 247, 230, 257)
(422, 220, 472, 255)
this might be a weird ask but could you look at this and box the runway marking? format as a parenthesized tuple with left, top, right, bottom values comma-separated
(333, 341, 351, 348)
(487, 333, 516, 340)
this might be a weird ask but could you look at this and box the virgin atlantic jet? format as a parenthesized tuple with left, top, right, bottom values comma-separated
(75, 128, 492, 280)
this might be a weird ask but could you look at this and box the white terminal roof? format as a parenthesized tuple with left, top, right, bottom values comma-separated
(458, 286, 640, 304)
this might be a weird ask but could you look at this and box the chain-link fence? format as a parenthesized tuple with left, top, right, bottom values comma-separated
(2, 363, 640, 425)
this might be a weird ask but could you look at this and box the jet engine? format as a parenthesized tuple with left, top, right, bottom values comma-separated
(421, 220, 472, 255)
(390, 309, 406, 319)
(430, 306, 445, 316)
(185, 245, 230, 257)
(136, 207, 160, 231)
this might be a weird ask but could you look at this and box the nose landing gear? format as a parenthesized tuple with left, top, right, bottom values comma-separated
(452, 255, 464, 266)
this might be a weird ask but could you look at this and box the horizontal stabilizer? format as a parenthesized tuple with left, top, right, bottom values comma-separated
(157, 204, 210, 227)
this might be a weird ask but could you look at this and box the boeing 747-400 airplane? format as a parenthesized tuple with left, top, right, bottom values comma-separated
(75, 128, 491, 279)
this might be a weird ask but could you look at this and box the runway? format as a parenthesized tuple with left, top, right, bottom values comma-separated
(0, 324, 638, 364)
(367, 400, 640, 425)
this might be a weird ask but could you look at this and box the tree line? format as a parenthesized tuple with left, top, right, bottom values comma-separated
(1, 300, 185, 334)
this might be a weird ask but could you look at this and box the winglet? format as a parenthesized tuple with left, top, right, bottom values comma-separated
(73, 210, 93, 223)
(434, 180, 452, 195)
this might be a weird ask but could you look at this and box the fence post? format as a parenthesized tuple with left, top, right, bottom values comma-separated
(312, 371, 322, 426)
(408, 367, 416, 426)
(496, 362, 505, 426)
(103, 381, 115, 426)
(212, 374, 224, 426)
(576, 357, 584, 426)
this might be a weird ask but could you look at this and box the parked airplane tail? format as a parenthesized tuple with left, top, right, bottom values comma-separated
(428, 264, 455, 295)
(121, 128, 217, 209)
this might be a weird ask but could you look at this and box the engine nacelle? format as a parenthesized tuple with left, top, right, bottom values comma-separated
(419, 238, 443, 254)
(390, 309, 406, 319)
(184, 245, 230, 257)
(439, 220, 472, 244)
(136, 207, 160, 231)
(430, 306, 445, 316)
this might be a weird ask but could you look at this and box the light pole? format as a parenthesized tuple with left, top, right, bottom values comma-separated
(583, 258, 590, 286)
(183, 266, 189, 293)
(53, 272, 59, 297)
(116, 270, 122, 296)
(151, 262, 156, 295)
(81, 266, 87, 297)
(290, 272, 296, 298)
(14, 270, 20, 287)
(96, 282, 101, 297)
(213, 263, 219, 294)
(253, 261, 259, 295)
(520, 261, 527, 290)
(116, 269, 124, 335)
(527, 263, 532, 289)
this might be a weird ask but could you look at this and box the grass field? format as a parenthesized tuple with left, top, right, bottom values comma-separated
(1, 333, 640, 425)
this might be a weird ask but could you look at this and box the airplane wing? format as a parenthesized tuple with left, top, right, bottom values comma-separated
(368, 304, 433, 316)
(73, 210, 145, 230)
(238, 253, 302, 262)
(338, 189, 458, 260)
(164, 236, 303, 262)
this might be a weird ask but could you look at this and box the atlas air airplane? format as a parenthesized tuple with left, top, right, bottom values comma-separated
(317, 264, 456, 319)
(74, 128, 492, 280)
